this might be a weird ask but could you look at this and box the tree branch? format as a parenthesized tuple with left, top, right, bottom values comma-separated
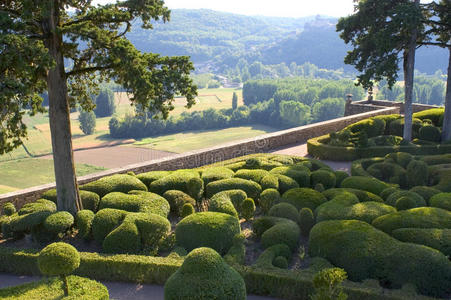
(66, 65, 114, 77)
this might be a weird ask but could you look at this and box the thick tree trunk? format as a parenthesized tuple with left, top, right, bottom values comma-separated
(43, 1, 82, 214)
(441, 47, 451, 142)
(402, 0, 419, 141)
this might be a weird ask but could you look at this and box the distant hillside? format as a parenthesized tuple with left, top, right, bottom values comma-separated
(125, 9, 448, 75)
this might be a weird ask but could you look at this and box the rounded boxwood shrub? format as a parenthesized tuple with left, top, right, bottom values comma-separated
(206, 178, 261, 200)
(260, 188, 280, 213)
(409, 186, 441, 204)
(38, 242, 80, 276)
(309, 219, 451, 297)
(299, 207, 315, 236)
(366, 162, 407, 187)
(260, 174, 279, 190)
(413, 108, 444, 126)
(392, 228, 451, 257)
(311, 170, 336, 190)
(99, 191, 170, 217)
(164, 247, 246, 300)
(273, 174, 300, 194)
(429, 193, 451, 211)
(175, 212, 240, 255)
(253, 244, 291, 269)
(163, 190, 196, 216)
(406, 160, 429, 188)
(372, 207, 451, 234)
(92, 208, 127, 243)
(281, 188, 327, 211)
(253, 216, 300, 251)
(389, 118, 423, 138)
(273, 256, 288, 269)
(346, 117, 385, 138)
(201, 167, 234, 186)
(181, 203, 195, 218)
(2, 202, 16, 216)
(103, 218, 141, 254)
(380, 187, 400, 201)
(234, 169, 269, 183)
(241, 198, 255, 221)
(322, 188, 383, 203)
(268, 202, 299, 223)
(340, 176, 390, 196)
(419, 125, 441, 143)
(334, 171, 349, 187)
(384, 152, 413, 169)
(314, 183, 325, 192)
(208, 190, 241, 218)
(385, 190, 426, 208)
(43, 211, 74, 235)
(149, 170, 202, 197)
(75, 210, 95, 240)
(136, 170, 172, 189)
(270, 166, 310, 187)
(80, 174, 147, 198)
(395, 196, 417, 211)
(41, 189, 101, 212)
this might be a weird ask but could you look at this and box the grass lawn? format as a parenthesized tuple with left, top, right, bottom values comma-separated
(0, 159, 106, 191)
(132, 125, 277, 153)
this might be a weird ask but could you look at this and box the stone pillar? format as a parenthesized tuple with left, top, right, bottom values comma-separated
(344, 94, 353, 116)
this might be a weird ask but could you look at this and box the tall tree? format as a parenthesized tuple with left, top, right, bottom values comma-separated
(232, 92, 238, 110)
(337, 0, 422, 140)
(0, 1, 197, 214)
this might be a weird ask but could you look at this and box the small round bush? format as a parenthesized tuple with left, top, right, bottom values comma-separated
(314, 183, 325, 192)
(180, 203, 195, 218)
(273, 256, 288, 269)
(406, 160, 429, 188)
(164, 247, 246, 300)
(270, 166, 310, 187)
(241, 198, 255, 221)
(38, 242, 80, 276)
(206, 178, 262, 200)
(409, 186, 441, 204)
(79, 191, 100, 212)
(80, 174, 147, 197)
(395, 196, 417, 211)
(102, 218, 141, 254)
(385, 190, 426, 208)
(311, 170, 336, 190)
(430, 193, 451, 211)
(299, 207, 315, 236)
(163, 190, 196, 216)
(201, 167, 235, 186)
(419, 125, 441, 143)
(175, 212, 240, 255)
(281, 188, 327, 211)
(75, 210, 95, 240)
(260, 174, 279, 190)
(268, 203, 299, 223)
(334, 171, 349, 187)
(208, 190, 246, 218)
(2, 202, 16, 216)
(92, 208, 127, 243)
(260, 188, 280, 213)
(340, 176, 389, 196)
(235, 169, 269, 183)
(43, 211, 74, 235)
(380, 187, 400, 201)
(253, 217, 300, 251)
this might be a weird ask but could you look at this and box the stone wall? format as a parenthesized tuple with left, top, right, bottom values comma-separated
(0, 106, 398, 209)
(345, 99, 441, 116)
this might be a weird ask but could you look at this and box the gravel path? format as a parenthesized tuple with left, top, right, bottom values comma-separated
(0, 274, 280, 300)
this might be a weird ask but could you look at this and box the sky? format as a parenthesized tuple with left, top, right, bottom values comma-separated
(93, 0, 356, 18)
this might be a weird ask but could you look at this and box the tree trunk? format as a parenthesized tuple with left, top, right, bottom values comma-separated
(43, 1, 82, 214)
(441, 47, 451, 142)
(402, 0, 419, 141)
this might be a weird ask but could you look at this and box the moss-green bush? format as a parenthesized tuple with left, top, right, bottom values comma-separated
(366, 162, 407, 187)
(164, 247, 246, 300)
(311, 170, 336, 190)
(175, 212, 240, 255)
(429, 193, 451, 211)
(241, 198, 255, 221)
(38, 242, 80, 276)
(136, 171, 172, 188)
(148, 170, 201, 196)
(41, 189, 101, 212)
(419, 125, 441, 143)
(99, 191, 170, 217)
(103, 218, 141, 254)
(392, 228, 451, 257)
(80, 174, 147, 198)
(201, 167, 234, 186)
(270, 166, 310, 187)
(413, 108, 444, 126)
(2, 202, 15, 216)
(299, 207, 315, 236)
(409, 186, 441, 204)
(92, 208, 127, 243)
(380, 187, 400, 201)
(208, 190, 242, 218)
(260, 188, 280, 213)
(384, 152, 413, 169)
(372, 207, 451, 234)
(75, 210, 95, 240)
(272, 174, 299, 194)
(268, 203, 299, 223)
(385, 190, 426, 208)
(253, 244, 291, 269)
(309, 219, 451, 297)
(345, 117, 385, 138)
(334, 171, 349, 187)
(163, 190, 196, 216)
(367, 135, 404, 147)
(281, 188, 327, 211)
(18, 199, 56, 216)
(260, 174, 279, 190)
(235, 169, 269, 183)
(322, 188, 383, 203)
(395, 196, 417, 211)
(316, 192, 396, 224)
(253, 216, 300, 251)
(340, 176, 390, 196)
(388, 118, 423, 138)
(43, 211, 74, 236)
(314, 183, 325, 192)
(206, 178, 262, 200)
(406, 160, 429, 188)
(273, 256, 289, 269)
(180, 203, 195, 218)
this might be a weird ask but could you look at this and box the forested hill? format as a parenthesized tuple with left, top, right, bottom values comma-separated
(126, 9, 448, 75)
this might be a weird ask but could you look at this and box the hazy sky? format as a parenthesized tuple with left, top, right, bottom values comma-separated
(93, 0, 356, 18)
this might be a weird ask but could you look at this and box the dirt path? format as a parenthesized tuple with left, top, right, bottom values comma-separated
(0, 274, 280, 300)
(41, 145, 176, 169)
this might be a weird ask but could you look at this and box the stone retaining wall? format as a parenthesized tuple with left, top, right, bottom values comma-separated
(0, 106, 400, 209)
(345, 99, 440, 116)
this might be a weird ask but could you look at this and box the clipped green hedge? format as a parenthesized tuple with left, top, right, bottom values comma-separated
(280, 188, 327, 211)
(341, 176, 390, 196)
(80, 174, 147, 198)
(253, 244, 291, 269)
(260, 189, 280, 213)
(385, 190, 426, 208)
(208, 190, 247, 218)
(76, 209, 95, 240)
(136, 171, 172, 189)
(201, 167, 235, 186)
(392, 228, 451, 257)
(206, 178, 262, 199)
(149, 170, 203, 198)
(42, 189, 101, 212)
(322, 188, 383, 203)
(429, 193, 451, 211)
(162, 190, 196, 216)
(309, 219, 451, 297)
(164, 247, 246, 300)
(253, 216, 300, 251)
(270, 166, 310, 187)
(234, 169, 269, 183)
(268, 203, 299, 223)
(175, 212, 240, 255)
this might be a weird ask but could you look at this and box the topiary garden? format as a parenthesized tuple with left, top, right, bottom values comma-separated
(1, 153, 450, 299)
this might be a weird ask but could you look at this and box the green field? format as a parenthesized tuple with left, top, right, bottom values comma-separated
(0, 159, 106, 191)
(132, 125, 276, 153)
